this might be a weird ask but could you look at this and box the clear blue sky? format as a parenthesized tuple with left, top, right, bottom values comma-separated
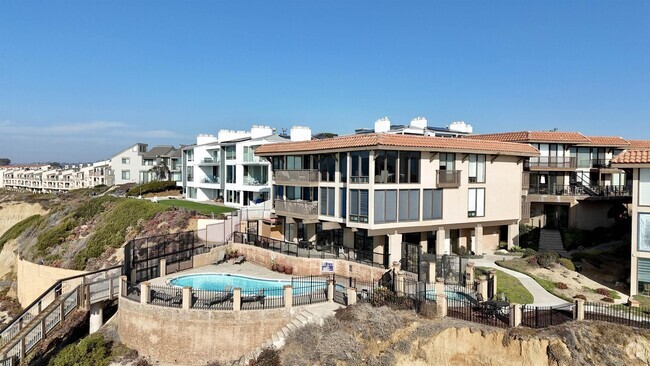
(1, 1, 649, 163)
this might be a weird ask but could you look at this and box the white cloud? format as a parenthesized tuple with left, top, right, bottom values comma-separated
(0, 120, 184, 139)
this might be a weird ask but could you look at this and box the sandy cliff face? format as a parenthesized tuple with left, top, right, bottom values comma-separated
(0, 202, 46, 277)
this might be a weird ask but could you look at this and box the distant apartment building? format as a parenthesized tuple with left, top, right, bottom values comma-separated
(355, 117, 473, 137)
(180, 126, 311, 207)
(0, 161, 111, 193)
(109, 144, 181, 185)
(611, 147, 650, 296)
(466, 131, 633, 230)
(255, 133, 538, 270)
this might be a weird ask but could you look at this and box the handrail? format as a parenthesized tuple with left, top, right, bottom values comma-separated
(0, 265, 121, 336)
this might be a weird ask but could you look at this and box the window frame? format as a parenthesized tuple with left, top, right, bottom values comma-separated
(467, 188, 485, 217)
(468, 154, 486, 183)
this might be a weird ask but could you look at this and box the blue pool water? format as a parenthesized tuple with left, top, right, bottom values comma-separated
(170, 274, 327, 294)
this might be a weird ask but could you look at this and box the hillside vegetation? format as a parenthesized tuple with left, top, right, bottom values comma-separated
(0, 188, 202, 271)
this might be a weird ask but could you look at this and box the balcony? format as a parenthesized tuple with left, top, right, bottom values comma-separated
(527, 157, 577, 171)
(274, 199, 319, 219)
(243, 176, 267, 186)
(528, 184, 587, 196)
(436, 170, 461, 188)
(201, 177, 220, 184)
(198, 157, 220, 166)
(274, 169, 319, 186)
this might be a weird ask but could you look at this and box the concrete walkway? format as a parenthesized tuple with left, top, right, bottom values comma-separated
(472, 255, 568, 306)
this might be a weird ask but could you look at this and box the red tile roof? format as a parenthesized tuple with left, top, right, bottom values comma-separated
(578, 136, 630, 147)
(628, 140, 650, 149)
(465, 131, 590, 143)
(255, 133, 539, 156)
(611, 150, 650, 165)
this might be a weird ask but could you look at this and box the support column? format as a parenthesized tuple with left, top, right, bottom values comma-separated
(284, 285, 292, 308)
(488, 269, 498, 300)
(159, 259, 167, 277)
(89, 302, 104, 334)
(436, 227, 447, 255)
(435, 293, 447, 318)
(140, 282, 151, 304)
(478, 275, 488, 301)
(118, 275, 127, 298)
(474, 224, 484, 255)
(465, 262, 475, 288)
(182, 287, 192, 310)
(346, 287, 357, 305)
(327, 279, 334, 302)
(574, 299, 585, 321)
(427, 262, 436, 284)
(387, 232, 403, 267)
(233, 288, 242, 311)
(509, 304, 522, 327)
(507, 222, 519, 250)
(419, 232, 428, 255)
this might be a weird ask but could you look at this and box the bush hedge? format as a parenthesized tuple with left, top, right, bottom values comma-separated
(558, 258, 575, 271)
(48, 333, 110, 366)
(127, 181, 180, 196)
(536, 251, 560, 268)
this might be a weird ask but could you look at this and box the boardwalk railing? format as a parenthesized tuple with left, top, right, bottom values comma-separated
(0, 265, 122, 364)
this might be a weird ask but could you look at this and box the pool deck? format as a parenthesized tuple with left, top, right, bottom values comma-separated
(150, 260, 293, 287)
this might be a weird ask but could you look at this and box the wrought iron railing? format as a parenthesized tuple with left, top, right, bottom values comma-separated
(273, 169, 319, 184)
(436, 170, 461, 188)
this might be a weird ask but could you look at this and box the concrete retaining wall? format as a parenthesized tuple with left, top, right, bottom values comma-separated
(16, 256, 87, 306)
(118, 296, 294, 364)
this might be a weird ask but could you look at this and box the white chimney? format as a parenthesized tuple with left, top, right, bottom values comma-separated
(217, 129, 250, 142)
(250, 125, 273, 139)
(290, 126, 312, 142)
(410, 117, 427, 130)
(374, 117, 391, 133)
(448, 121, 473, 134)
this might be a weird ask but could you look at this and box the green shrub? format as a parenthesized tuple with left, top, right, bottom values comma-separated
(73, 199, 168, 269)
(0, 215, 41, 250)
(522, 248, 536, 258)
(73, 196, 116, 220)
(601, 297, 615, 303)
(558, 258, 575, 271)
(48, 333, 110, 366)
(252, 347, 281, 366)
(36, 218, 78, 256)
(573, 294, 587, 300)
(127, 181, 180, 196)
(536, 251, 559, 268)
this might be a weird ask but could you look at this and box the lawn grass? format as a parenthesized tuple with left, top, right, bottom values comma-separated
(476, 266, 534, 304)
(633, 295, 650, 307)
(157, 199, 235, 215)
(496, 259, 574, 302)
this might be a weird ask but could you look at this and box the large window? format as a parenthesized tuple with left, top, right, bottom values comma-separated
(349, 189, 369, 222)
(225, 146, 236, 160)
(374, 190, 397, 223)
(273, 185, 284, 200)
(423, 189, 443, 220)
(284, 223, 295, 242)
(339, 153, 348, 183)
(185, 149, 194, 162)
(340, 188, 347, 218)
(285, 186, 302, 200)
(375, 150, 398, 183)
(272, 156, 284, 170)
(468, 154, 486, 183)
(640, 169, 650, 206)
(226, 165, 236, 183)
(122, 157, 130, 164)
(243, 146, 258, 162)
(439, 153, 455, 170)
(468, 188, 485, 217)
(639, 213, 650, 252)
(244, 166, 267, 185)
(286, 155, 303, 170)
(398, 189, 419, 221)
(638, 258, 650, 295)
(350, 151, 369, 183)
(121, 170, 130, 180)
(320, 187, 335, 216)
(320, 154, 336, 182)
(354, 229, 374, 257)
(399, 152, 420, 183)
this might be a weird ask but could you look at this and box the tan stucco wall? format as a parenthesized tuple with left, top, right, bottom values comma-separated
(572, 201, 617, 230)
(482, 226, 501, 252)
(16, 256, 86, 306)
(118, 296, 294, 364)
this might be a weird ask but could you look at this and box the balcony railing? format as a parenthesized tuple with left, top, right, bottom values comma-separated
(244, 176, 267, 186)
(274, 199, 319, 219)
(436, 170, 461, 188)
(201, 177, 220, 184)
(528, 184, 631, 197)
(528, 157, 577, 170)
(274, 169, 319, 185)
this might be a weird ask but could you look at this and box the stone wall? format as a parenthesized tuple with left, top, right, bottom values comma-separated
(16, 256, 87, 305)
(118, 296, 294, 364)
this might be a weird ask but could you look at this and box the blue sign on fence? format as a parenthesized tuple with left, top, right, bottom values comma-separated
(321, 260, 334, 273)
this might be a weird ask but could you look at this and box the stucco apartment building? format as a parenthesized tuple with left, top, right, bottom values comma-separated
(611, 144, 650, 296)
(255, 133, 538, 269)
(0, 162, 112, 193)
(466, 131, 633, 230)
(181, 126, 312, 207)
(109, 144, 181, 185)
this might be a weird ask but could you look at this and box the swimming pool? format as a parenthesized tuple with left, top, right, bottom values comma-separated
(169, 274, 327, 294)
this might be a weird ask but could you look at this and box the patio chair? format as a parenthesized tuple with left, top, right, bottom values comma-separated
(211, 252, 226, 265)
(233, 255, 246, 265)
(241, 289, 265, 305)
(198, 286, 233, 307)
(151, 289, 181, 305)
